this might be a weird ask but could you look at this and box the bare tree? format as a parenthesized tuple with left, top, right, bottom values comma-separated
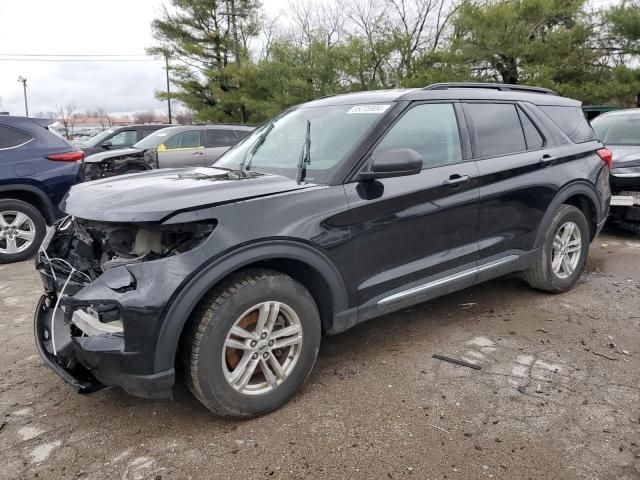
(57, 101, 77, 139)
(133, 110, 157, 124)
(174, 108, 195, 125)
(95, 106, 112, 128)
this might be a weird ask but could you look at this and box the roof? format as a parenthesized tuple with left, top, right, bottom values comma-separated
(299, 83, 580, 108)
(597, 108, 640, 117)
(165, 124, 254, 131)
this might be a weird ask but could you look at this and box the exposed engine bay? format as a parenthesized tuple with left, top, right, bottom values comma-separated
(42, 216, 215, 282)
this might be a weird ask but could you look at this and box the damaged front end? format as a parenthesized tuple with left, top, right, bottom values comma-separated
(34, 216, 214, 398)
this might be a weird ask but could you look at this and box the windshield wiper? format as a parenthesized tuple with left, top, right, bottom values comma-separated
(296, 120, 311, 184)
(239, 122, 274, 172)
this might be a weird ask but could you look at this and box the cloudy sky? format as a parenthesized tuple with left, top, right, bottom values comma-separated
(0, 0, 288, 117)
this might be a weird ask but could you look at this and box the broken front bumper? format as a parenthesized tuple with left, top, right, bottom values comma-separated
(34, 293, 175, 399)
(32, 220, 206, 400)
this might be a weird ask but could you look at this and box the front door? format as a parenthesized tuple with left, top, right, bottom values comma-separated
(157, 130, 206, 168)
(344, 102, 480, 317)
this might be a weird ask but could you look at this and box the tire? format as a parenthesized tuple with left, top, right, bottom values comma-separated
(524, 204, 590, 293)
(181, 269, 321, 417)
(0, 199, 46, 264)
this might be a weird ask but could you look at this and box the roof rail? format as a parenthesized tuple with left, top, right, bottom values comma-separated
(423, 82, 558, 96)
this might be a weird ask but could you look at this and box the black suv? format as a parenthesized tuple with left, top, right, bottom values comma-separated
(35, 83, 611, 417)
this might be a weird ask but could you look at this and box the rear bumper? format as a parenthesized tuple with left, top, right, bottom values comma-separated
(34, 294, 174, 399)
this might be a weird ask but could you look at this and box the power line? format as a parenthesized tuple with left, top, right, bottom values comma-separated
(0, 53, 150, 57)
(0, 58, 160, 62)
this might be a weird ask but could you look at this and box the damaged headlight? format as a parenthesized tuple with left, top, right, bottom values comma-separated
(40, 217, 216, 282)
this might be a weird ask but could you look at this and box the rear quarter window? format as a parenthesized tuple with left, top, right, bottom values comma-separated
(539, 105, 595, 143)
(0, 125, 33, 149)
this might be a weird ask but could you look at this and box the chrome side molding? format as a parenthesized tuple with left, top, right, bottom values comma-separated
(377, 255, 519, 306)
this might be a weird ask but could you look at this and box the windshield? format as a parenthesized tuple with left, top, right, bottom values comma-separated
(82, 129, 115, 147)
(132, 127, 181, 149)
(592, 113, 640, 145)
(214, 103, 391, 183)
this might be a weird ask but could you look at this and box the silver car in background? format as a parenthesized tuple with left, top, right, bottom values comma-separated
(83, 124, 253, 180)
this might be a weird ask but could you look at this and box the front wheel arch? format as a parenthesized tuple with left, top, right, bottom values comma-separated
(153, 240, 348, 373)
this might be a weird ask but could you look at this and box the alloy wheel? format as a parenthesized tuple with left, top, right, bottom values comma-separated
(0, 210, 37, 255)
(551, 221, 582, 279)
(222, 301, 303, 396)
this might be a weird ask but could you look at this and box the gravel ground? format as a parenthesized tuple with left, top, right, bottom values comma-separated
(1, 226, 639, 480)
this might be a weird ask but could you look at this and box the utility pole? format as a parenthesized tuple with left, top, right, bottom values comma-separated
(164, 52, 172, 124)
(17, 76, 28, 117)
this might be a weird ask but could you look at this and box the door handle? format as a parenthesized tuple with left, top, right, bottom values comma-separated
(540, 154, 555, 165)
(193, 151, 204, 156)
(443, 174, 470, 186)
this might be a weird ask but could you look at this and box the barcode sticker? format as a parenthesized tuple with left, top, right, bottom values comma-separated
(347, 105, 390, 114)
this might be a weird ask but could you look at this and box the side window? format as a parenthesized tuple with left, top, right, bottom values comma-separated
(205, 129, 236, 147)
(466, 103, 526, 157)
(234, 130, 251, 141)
(539, 105, 596, 143)
(0, 125, 33, 149)
(372, 103, 462, 169)
(141, 129, 158, 139)
(518, 108, 544, 150)
(108, 130, 137, 146)
(164, 130, 202, 150)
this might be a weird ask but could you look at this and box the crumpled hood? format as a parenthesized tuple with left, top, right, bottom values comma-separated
(608, 145, 640, 169)
(84, 147, 143, 164)
(61, 167, 316, 222)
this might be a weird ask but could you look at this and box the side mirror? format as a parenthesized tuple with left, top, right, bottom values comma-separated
(359, 148, 423, 180)
(101, 141, 113, 149)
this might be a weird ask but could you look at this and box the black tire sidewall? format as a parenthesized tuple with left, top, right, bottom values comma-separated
(0, 199, 46, 263)
(195, 274, 321, 416)
(543, 207, 589, 291)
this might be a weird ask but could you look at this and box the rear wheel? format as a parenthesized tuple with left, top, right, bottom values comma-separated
(524, 204, 590, 292)
(181, 269, 321, 417)
(0, 199, 46, 264)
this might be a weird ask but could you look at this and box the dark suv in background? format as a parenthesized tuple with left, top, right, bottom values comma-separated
(35, 83, 610, 417)
(0, 116, 84, 263)
(80, 124, 171, 156)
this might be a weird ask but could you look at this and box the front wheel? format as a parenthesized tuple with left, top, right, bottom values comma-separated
(181, 269, 321, 417)
(524, 204, 590, 293)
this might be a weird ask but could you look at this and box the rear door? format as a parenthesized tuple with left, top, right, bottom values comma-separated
(465, 101, 568, 264)
(345, 102, 480, 316)
(157, 130, 205, 167)
(204, 129, 237, 163)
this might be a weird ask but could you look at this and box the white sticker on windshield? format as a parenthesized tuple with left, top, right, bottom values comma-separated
(347, 104, 390, 114)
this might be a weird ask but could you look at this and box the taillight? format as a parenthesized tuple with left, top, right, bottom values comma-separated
(46, 151, 84, 162)
(596, 148, 612, 170)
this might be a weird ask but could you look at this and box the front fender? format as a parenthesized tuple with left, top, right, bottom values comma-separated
(153, 239, 348, 372)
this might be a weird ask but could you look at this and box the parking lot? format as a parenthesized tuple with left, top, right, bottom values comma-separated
(1, 226, 639, 480)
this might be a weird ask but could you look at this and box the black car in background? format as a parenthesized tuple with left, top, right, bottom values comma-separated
(591, 108, 640, 233)
(0, 116, 84, 263)
(35, 83, 610, 417)
(80, 124, 171, 156)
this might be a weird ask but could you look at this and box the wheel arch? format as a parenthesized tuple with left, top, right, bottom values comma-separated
(534, 181, 601, 249)
(153, 240, 349, 373)
(0, 184, 56, 224)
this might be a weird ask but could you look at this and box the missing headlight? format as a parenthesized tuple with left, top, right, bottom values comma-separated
(40, 218, 216, 282)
